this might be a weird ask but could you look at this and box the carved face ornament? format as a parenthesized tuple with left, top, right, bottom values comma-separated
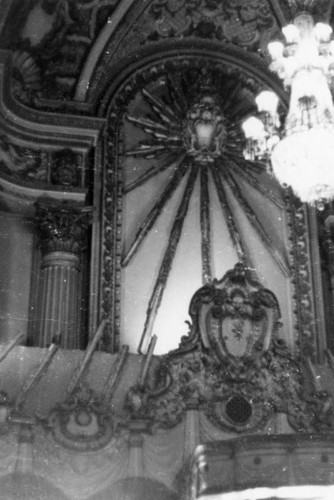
(184, 94, 226, 162)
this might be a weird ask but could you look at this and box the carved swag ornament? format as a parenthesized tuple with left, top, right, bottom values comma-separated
(48, 383, 115, 451)
(126, 263, 333, 433)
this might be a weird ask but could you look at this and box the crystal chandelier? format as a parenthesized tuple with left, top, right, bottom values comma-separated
(242, 11, 334, 205)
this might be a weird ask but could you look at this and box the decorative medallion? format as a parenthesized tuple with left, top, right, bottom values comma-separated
(189, 262, 280, 359)
(48, 384, 116, 451)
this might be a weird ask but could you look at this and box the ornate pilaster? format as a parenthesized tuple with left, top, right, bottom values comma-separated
(319, 209, 334, 351)
(34, 201, 91, 349)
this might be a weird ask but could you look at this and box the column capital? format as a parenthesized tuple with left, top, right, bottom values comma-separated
(35, 200, 92, 254)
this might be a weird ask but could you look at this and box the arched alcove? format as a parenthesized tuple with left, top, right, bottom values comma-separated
(90, 40, 314, 355)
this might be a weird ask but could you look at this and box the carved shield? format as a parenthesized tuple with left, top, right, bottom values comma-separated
(191, 263, 280, 360)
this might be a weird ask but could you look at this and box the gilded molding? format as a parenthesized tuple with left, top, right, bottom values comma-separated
(285, 190, 318, 359)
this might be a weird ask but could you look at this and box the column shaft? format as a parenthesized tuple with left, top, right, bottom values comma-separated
(34, 201, 91, 349)
(39, 252, 81, 349)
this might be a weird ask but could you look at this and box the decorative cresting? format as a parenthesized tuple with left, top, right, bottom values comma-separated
(126, 264, 333, 432)
(34, 200, 92, 349)
(48, 383, 115, 452)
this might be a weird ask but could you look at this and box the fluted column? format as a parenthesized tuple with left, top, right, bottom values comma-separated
(35, 201, 91, 349)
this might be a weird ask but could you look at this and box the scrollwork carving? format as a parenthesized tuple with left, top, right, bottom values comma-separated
(146, 0, 277, 49)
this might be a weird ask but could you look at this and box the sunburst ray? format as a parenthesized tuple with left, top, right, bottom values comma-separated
(210, 163, 249, 265)
(142, 88, 180, 126)
(220, 80, 243, 115)
(126, 115, 182, 135)
(122, 158, 190, 267)
(223, 168, 291, 276)
(224, 155, 284, 209)
(225, 142, 266, 173)
(124, 143, 181, 158)
(123, 153, 186, 194)
(138, 163, 199, 353)
(200, 166, 212, 284)
(165, 75, 188, 118)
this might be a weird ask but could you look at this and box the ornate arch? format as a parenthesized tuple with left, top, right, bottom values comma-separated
(94, 40, 324, 358)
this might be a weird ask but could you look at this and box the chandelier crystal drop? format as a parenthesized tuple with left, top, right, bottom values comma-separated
(242, 12, 334, 205)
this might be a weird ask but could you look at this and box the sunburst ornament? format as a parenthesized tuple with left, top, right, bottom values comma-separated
(122, 65, 289, 353)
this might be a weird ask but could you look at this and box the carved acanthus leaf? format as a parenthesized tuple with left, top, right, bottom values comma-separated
(35, 200, 92, 254)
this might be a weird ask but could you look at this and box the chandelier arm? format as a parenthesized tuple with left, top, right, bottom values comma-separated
(123, 152, 185, 194)
(225, 155, 284, 209)
(200, 165, 212, 284)
(210, 163, 250, 267)
(138, 163, 199, 354)
(224, 169, 291, 277)
(122, 157, 189, 267)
